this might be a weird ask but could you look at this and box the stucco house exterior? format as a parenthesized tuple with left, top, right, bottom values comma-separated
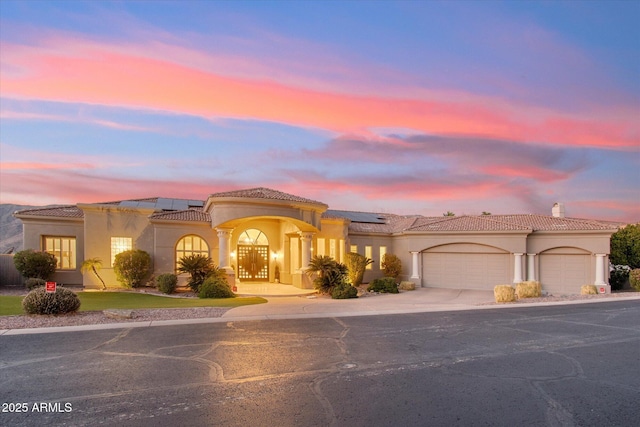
(14, 187, 618, 295)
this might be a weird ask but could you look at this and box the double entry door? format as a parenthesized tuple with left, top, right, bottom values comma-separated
(237, 245, 269, 281)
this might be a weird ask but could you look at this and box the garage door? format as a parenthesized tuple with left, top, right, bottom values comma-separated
(423, 252, 510, 290)
(539, 254, 590, 295)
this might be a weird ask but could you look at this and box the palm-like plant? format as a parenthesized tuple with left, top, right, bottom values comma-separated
(81, 257, 107, 290)
(307, 255, 349, 294)
(177, 254, 221, 293)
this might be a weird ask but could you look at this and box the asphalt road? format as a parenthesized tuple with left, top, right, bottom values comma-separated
(1, 300, 639, 427)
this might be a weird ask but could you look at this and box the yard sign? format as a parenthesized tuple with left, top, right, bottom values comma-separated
(45, 281, 57, 293)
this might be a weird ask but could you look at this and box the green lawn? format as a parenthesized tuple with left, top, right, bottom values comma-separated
(0, 292, 267, 316)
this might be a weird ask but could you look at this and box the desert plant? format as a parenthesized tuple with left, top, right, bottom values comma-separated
(381, 253, 402, 279)
(198, 275, 234, 298)
(81, 257, 107, 290)
(494, 285, 516, 303)
(25, 278, 46, 290)
(113, 249, 152, 288)
(157, 273, 178, 294)
(367, 277, 399, 293)
(344, 252, 373, 287)
(629, 269, 640, 291)
(331, 282, 358, 299)
(13, 249, 57, 280)
(307, 255, 349, 294)
(581, 285, 598, 295)
(609, 264, 630, 291)
(515, 281, 542, 299)
(177, 254, 220, 293)
(22, 287, 81, 315)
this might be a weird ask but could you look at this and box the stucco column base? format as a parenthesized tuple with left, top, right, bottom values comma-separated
(292, 270, 314, 289)
(223, 268, 236, 288)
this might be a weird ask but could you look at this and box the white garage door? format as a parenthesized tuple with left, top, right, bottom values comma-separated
(423, 252, 510, 290)
(539, 254, 590, 295)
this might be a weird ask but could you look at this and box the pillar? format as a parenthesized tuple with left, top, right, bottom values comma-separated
(595, 254, 607, 286)
(216, 228, 232, 269)
(411, 251, 420, 279)
(513, 253, 524, 284)
(299, 232, 314, 270)
(526, 254, 536, 281)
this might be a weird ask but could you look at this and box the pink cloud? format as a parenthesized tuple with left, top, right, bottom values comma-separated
(1, 38, 637, 150)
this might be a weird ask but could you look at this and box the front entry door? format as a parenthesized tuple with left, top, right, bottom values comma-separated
(237, 245, 269, 281)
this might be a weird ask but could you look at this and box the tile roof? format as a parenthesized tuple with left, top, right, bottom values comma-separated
(208, 187, 326, 206)
(14, 206, 84, 218)
(406, 216, 532, 232)
(149, 209, 211, 222)
(489, 214, 619, 231)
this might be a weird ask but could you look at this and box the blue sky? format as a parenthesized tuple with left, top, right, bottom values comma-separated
(1, 0, 638, 221)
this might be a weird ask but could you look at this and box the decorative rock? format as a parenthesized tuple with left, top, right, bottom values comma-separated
(399, 281, 416, 291)
(103, 309, 135, 319)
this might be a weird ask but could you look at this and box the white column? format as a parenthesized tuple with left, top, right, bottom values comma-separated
(299, 232, 314, 270)
(216, 228, 232, 269)
(526, 254, 536, 281)
(595, 254, 607, 286)
(411, 251, 420, 279)
(513, 253, 524, 284)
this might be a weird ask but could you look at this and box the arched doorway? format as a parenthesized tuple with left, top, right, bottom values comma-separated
(237, 228, 269, 281)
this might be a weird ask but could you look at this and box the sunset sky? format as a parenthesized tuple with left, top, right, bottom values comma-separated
(1, 1, 638, 222)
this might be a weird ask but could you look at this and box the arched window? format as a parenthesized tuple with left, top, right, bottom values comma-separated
(176, 235, 210, 269)
(237, 229, 268, 245)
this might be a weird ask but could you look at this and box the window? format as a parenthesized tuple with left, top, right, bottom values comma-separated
(379, 246, 387, 269)
(44, 237, 76, 269)
(176, 235, 209, 268)
(350, 244, 358, 254)
(365, 246, 372, 270)
(329, 239, 336, 260)
(316, 238, 326, 257)
(111, 237, 132, 266)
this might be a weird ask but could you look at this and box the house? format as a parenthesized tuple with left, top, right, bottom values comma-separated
(14, 188, 618, 295)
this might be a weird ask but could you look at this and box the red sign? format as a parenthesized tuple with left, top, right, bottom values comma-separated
(46, 281, 57, 293)
(599, 287, 606, 294)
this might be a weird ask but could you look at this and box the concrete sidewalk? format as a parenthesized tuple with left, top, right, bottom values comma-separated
(3, 287, 639, 335)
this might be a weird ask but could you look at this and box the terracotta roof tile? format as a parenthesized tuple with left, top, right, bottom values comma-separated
(14, 206, 84, 218)
(149, 209, 211, 222)
(407, 216, 532, 232)
(209, 187, 326, 206)
(489, 214, 618, 231)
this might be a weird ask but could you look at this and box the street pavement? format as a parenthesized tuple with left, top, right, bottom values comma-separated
(1, 299, 638, 426)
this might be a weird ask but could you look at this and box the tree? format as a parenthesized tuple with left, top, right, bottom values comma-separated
(13, 249, 57, 280)
(610, 224, 640, 269)
(344, 252, 373, 287)
(81, 257, 107, 290)
(482, 211, 491, 215)
(443, 211, 455, 216)
(113, 249, 151, 288)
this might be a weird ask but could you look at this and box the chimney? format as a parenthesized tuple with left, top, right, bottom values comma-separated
(552, 202, 565, 218)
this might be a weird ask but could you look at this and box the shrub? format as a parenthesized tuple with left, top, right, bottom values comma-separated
(178, 254, 218, 293)
(157, 273, 178, 294)
(515, 281, 541, 299)
(13, 249, 57, 280)
(307, 255, 349, 294)
(345, 252, 373, 287)
(113, 249, 152, 288)
(331, 282, 358, 299)
(399, 281, 416, 291)
(22, 287, 81, 315)
(629, 269, 640, 291)
(25, 278, 46, 290)
(609, 265, 630, 291)
(367, 277, 399, 294)
(494, 285, 516, 303)
(581, 285, 598, 295)
(198, 275, 235, 299)
(381, 254, 402, 279)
